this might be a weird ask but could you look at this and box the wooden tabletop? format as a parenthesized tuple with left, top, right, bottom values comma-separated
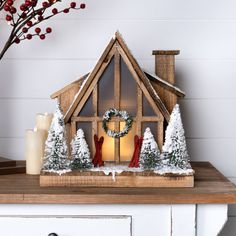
(0, 162, 236, 204)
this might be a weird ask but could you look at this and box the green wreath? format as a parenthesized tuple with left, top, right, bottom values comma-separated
(102, 108, 133, 138)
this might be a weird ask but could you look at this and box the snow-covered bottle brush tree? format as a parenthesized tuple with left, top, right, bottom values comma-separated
(70, 129, 93, 170)
(162, 104, 190, 169)
(139, 127, 161, 170)
(42, 102, 71, 174)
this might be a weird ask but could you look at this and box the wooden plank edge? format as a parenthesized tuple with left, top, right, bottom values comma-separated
(39, 174, 194, 188)
(3, 193, 236, 205)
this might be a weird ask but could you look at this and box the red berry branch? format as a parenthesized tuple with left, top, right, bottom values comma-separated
(0, 0, 86, 60)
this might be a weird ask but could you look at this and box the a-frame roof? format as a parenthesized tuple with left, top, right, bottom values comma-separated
(64, 32, 172, 123)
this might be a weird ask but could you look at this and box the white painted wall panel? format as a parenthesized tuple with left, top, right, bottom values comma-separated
(2, 1, 236, 21)
(1, 59, 236, 99)
(1, 20, 236, 60)
(0, 99, 55, 137)
(0, 59, 95, 98)
(180, 99, 236, 138)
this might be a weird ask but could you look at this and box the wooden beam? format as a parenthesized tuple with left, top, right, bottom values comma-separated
(64, 37, 116, 123)
(72, 116, 161, 123)
(115, 32, 170, 122)
(157, 120, 164, 150)
(70, 121, 77, 141)
(51, 73, 89, 99)
(92, 85, 98, 156)
(114, 45, 121, 163)
(144, 71, 185, 98)
(136, 87, 142, 136)
(117, 46, 162, 118)
(72, 47, 116, 118)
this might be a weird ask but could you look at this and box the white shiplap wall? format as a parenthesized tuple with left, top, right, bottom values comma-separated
(0, 0, 236, 234)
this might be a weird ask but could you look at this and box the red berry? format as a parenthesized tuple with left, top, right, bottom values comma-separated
(5, 15, 12, 21)
(35, 27, 41, 34)
(38, 10, 43, 15)
(38, 15, 44, 21)
(22, 27, 28, 33)
(52, 8, 58, 14)
(70, 2, 76, 8)
(20, 4, 27, 11)
(7, 0, 13, 6)
(10, 7, 17, 14)
(63, 8, 69, 13)
(26, 34, 32, 40)
(21, 12, 27, 18)
(4, 5, 10, 11)
(27, 20, 32, 26)
(14, 38, 20, 44)
(40, 34, 46, 40)
(31, 0, 37, 7)
(42, 1, 49, 8)
(46, 27, 52, 33)
(80, 3, 85, 9)
(25, 0, 31, 7)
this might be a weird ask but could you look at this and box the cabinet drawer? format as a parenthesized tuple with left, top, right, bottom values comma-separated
(0, 216, 131, 236)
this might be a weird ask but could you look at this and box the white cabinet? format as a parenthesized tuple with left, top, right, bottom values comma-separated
(0, 216, 131, 236)
(0, 204, 228, 236)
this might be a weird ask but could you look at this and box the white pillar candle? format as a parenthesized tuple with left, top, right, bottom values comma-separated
(25, 128, 47, 175)
(36, 113, 53, 132)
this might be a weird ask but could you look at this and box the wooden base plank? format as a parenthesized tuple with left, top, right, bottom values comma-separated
(40, 171, 194, 188)
(0, 157, 16, 168)
(0, 161, 25, 175)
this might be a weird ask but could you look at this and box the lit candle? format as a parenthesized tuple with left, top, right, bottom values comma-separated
(25, 128, 47, 175)
(36, 113, 53, 132)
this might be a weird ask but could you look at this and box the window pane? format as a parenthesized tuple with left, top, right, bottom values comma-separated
(142, 122, 158, 142)
(98, 57, 115, 116)
(79, 93, 93, 116)
(98, 122, 115, 161)
(76, 122, 93, 157)
(120, 121, 136, 162)
(142, 94, 156, 116)
(120, 57, 137, 116)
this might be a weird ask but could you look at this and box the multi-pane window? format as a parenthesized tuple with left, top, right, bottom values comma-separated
(72, 49, 163, 162)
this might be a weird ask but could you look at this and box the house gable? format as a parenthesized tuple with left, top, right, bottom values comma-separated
(64, 32, 170, 123)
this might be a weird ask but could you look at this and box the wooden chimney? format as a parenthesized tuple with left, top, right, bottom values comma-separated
(152, 50, 180, 113)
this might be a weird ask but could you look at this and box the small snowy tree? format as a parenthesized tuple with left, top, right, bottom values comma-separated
(139, 127, 161, 170)
(70, 129, 93, 170)
(162, 104, 190, 169)
(42, 102, 70, 173)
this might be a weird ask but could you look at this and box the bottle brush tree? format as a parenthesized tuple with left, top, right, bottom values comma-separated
(42, 101, 70, 173)
(139, 127, 161, 170)
(162, 104, 190, 169)
(70, 128, 93, 170)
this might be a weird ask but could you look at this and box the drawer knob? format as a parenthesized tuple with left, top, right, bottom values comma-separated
(48, 233, 58, 236)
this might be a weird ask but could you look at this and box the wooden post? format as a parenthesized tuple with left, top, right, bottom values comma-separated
(114, 45, 121, 163)
(92, 85, 98, 156)
(152, 50, 179, 113)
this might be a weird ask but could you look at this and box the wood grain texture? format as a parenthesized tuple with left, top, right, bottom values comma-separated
(0, 162, 235, 204)
(39, 171, 194, 188)
(0, 161, 25, 175)
(0, 157, 16, 168)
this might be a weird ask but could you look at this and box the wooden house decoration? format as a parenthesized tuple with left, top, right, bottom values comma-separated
(40, 32, 193, 187)
(51, 32, 185, 162)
